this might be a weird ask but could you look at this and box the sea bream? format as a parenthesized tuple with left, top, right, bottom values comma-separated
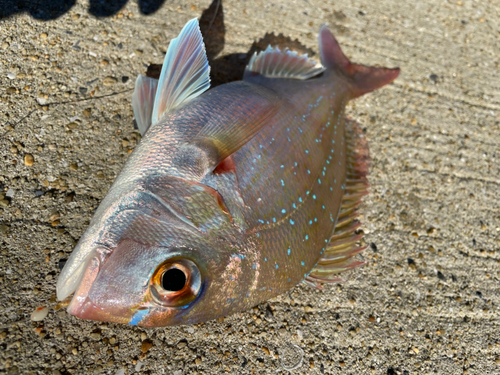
(56, 19, 399, 327)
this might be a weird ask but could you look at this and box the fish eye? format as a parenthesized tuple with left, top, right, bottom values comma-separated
(150, 258, 201, 307)
(161, 268, 187, 292)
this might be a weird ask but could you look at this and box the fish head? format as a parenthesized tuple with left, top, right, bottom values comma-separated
(58, 175, 253, 326)
(65, 238, 214, 326)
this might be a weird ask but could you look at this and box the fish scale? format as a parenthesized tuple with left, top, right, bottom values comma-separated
(57, 19, 399, 326)
(224, 79, 351, 294)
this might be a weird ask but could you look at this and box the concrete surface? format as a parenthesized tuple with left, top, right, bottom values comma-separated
(1, 0, 499, 374)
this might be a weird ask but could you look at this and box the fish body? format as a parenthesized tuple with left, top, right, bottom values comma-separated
(57, 19, 399, 326)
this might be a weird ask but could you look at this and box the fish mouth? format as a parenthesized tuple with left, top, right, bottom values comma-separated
(62, 249, 135, 324)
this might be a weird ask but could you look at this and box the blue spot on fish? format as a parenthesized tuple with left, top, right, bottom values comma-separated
(282, 209, 286, 214)
(290, 219, 295, 225)
(301, 261, 305, 266)
(288, 248, 291, 256)
(129, 308, 149, 326)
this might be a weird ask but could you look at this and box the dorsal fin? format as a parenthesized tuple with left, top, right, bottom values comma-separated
(244, 45, 325, 80)
(132, 75, 158, 135)
(304, 118, 370, 289)
(151, 18, 211, 125)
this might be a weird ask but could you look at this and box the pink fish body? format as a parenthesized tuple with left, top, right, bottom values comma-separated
(57, 19, 399, 327)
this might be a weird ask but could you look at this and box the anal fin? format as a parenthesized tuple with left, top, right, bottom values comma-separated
(305, 118, 370, 289)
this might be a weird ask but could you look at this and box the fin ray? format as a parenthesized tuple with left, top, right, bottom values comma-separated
(304, 119, 370, 288)
(152, 18, 210, 124)
(244, 45, 325, 80)
(132, 75, 159, 135)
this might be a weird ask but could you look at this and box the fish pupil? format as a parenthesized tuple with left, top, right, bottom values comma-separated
(161, 268, 187, 292)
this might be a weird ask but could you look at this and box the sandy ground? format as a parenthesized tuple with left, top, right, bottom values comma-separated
(1, 0, 499, 374)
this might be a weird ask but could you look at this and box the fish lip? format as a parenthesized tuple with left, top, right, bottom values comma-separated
(67, 296, 133, 324)
(57, 248, 97, 302)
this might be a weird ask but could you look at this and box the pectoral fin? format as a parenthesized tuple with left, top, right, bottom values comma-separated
(188, 82, 279, 169)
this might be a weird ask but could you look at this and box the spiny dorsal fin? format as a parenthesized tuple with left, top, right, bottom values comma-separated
(304, 119, 370, 289)
(244, 45, 325, 80)
(132, 75, 158, 135)
(151, 18, 211, 125)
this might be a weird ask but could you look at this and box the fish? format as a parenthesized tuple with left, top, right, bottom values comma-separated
(56, 18, 399, 327)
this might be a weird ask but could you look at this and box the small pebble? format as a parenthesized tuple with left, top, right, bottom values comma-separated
(135, 361, 143, 372)
(141, 340, 153, 353)
(103, 76, 118, 86)
(24, 154, 34, 166)
(31, 306, 49, 321)
(49, 212, 60, 222)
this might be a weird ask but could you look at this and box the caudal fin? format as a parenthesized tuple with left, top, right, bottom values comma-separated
(319, 25, 400, 98)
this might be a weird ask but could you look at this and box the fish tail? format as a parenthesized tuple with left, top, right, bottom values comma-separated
(318, 25, 400, 98)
